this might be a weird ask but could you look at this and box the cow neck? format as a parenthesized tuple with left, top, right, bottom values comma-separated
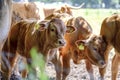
(37, 30, 51, 54)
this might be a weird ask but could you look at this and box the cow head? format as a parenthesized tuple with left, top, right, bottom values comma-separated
(36, 18, 76, 48)
(75, 34, 107, 68)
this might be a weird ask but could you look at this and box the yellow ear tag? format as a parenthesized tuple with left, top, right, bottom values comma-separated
(78, 43, 84, 50)
(32, 23, 40, 34)
(35, 23, 40, 30)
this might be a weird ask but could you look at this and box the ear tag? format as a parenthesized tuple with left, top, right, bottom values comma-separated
(78, 43, 84, 50)
(34, 23, 40, 30)
(32, 23, 40, 34)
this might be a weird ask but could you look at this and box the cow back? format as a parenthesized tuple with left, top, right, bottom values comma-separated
(100, 14, 120, 53)
(65, 16, 92, 45)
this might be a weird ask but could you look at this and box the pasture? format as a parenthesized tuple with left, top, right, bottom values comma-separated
(72, 9, 120, 34)
(46, 9, 120, 80)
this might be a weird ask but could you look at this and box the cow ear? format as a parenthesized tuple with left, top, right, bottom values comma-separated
(35, 20, 49, 31)
(66, 26, 76, 33)
(61, 7, 66, 12)
(75, 40, 87, 50)
(24, 3, 30, 11)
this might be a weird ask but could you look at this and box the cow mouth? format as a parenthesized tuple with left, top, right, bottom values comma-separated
(98, 60, 106, 68)
(86, 56, 106, 68)
(88, 59, 106, 68)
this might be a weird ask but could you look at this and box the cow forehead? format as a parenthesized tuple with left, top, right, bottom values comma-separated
(89, 36, 103, 46)
(50, 19, 67, 32)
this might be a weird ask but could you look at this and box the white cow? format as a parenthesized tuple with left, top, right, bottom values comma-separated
(0, 0, 12, 79)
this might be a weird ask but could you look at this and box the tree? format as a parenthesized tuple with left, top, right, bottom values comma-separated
(102, 0, 111, 8)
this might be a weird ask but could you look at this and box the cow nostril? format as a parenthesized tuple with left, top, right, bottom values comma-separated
(59, 41, 62, 44)
(99, 60, 106, 65)
(58, 40, 66, 46)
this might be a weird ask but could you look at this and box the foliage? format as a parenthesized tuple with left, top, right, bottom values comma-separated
(27, 0, 120, 8)
(27, 47, 48, 80)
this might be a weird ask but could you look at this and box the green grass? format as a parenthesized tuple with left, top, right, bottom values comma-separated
(72, 9, 120, 34)
(27, 48, 48, 80)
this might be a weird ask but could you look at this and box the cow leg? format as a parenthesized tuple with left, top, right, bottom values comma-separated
(112, 50, 120, 80)
(99, 44, 112, 80)
(1, 52, 18, 80)
(51, 54, 62, 80)
(1, 52, 11, 80)
(85, 60, 94, 80)
(62, 55, 70, 80)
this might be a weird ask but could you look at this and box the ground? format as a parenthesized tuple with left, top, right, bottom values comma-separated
(46, 49, 120, 80)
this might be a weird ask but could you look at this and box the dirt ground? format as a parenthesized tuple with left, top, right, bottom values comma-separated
(46, 49, 120, 80)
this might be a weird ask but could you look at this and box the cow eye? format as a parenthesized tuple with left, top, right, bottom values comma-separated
(51, 28, 55, 32)
(93, 47, 98, 51)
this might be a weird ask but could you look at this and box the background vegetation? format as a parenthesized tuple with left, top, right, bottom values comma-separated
(14, 0, 120, 8)
(72, 9, 120, 34)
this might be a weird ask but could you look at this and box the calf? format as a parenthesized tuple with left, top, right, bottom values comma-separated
(99, 14, 120, 80)
(2, 18, 75, 79)
(50, 17, 107, 80)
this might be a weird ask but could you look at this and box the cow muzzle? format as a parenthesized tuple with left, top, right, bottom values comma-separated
(98, 60, 106, 68)
(56, 39, 66, 47)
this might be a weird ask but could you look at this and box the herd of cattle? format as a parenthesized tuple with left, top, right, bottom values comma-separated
(0, 0, 120, 80)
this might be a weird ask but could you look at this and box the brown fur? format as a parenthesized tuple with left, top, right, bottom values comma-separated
(50, 17, 107, 80)
(11, 2, 43, 26)
(12, 2, 40, 20)
(99, 14, 120, 80)
(12, 2, 73, 25)
(45, 12, 107, 80)
(2, 18, 75, 79)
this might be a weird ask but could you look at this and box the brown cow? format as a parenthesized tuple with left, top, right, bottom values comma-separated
(12, 2, 41, 20)
(12, 2, 75, 20)
(0, 0, 12, 79)
(11, 2, 43, 26)
(44, 3, 84, 18)
(11, 2, 74, 26)
(50, 16, 107, 80)
(12, 2, 82, 25)
(1, 18, 75, 79)
(99, 14, 120, 80)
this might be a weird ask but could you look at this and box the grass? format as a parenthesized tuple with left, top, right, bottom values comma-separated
(72, 9, 120, 34)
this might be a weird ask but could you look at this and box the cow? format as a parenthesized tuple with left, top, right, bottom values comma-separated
(12, 2, 41, 20)
(43, 3, 84, 18)
(0, 0, 12, 79)
(47, 16, 107, 80)
(12, 2, 73, 26)
(11, 2, 43, 26)
(99, 14, 120, 80)
(1, 18, 76, 80)
(0, 0, 12, 51)
(12, 2, 83, 25)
